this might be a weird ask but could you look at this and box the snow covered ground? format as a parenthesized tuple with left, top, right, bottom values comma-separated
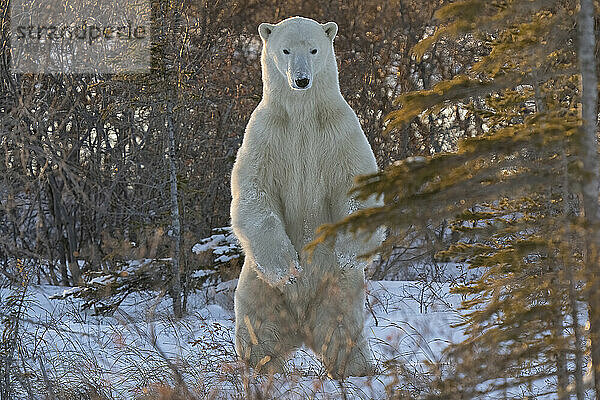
(6, 279, 465, 399)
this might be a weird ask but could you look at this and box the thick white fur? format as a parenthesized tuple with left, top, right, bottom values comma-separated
(231, 16, 383, 378)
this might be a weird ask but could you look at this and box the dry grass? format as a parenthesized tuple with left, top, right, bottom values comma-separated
(1, 274, 461, 400)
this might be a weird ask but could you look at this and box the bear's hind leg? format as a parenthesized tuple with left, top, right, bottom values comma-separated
(305, 273, 375, 379)
(235, 284, 300, 375)
(308, 311, 375, 379)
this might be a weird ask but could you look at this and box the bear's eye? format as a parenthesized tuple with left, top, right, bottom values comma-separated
(283, 49, 290, 54)
(310, 49, 318, 54)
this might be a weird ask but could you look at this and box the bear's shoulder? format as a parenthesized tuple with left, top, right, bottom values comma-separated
(248, 102, 288, 129)
(239, 102, 289, 153)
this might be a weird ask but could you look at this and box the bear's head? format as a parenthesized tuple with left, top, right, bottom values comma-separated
(259, 17, 338, 91)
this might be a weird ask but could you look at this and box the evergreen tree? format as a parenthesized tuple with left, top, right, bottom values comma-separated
(311, 0, 598, 397)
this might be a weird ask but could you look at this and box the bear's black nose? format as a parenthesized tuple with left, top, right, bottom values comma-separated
(295, 78, 310, 88)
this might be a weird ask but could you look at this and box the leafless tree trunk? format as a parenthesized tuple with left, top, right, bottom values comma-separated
(535, 75, 570, 400)
(562, 147, 586, 400)
(568, 263, 586, 400)
(551, 302, 568, 400)
(160, 0, 185, 319)
(577, 0, 600, 396)
(167, 99, 183, 319)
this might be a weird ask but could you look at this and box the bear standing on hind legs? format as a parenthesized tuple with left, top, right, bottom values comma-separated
(230, 16, 383, 379)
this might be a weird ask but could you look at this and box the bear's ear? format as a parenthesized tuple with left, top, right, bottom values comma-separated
(322, 22, 338, 41)
(258, 23, 276, 41)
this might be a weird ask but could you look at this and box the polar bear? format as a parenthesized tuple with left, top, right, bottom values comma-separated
(230, 16, 382, 378)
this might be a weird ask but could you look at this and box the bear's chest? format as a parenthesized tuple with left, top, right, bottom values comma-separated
(262, 124, 350, 247)
(270, 127, 340, 195)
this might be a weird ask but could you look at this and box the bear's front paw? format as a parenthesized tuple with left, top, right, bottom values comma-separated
(275, 258, 303, 287)
(254, 245, 302, 287)
(281, 260, 302, 286)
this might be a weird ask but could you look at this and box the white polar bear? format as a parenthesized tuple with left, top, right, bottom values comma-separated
(230, 16, 383, 378)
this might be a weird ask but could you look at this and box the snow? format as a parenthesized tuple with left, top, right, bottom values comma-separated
(214, 254, 238, 263)
(49, 286, 81, 299)
(5, 277, 560, 399)
(191, 269, 215, 279)
(192, 227, 241, 264)
(4, 279, 466, 399)
(88, 275, 114, 285)
(192, 235, 227, 253)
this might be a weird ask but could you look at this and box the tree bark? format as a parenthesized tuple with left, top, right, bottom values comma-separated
(167, 99, 183, 319)
(568, 262, 586, 400)
(577, 0, 600, 396)
(562, 148, 585, 400)
(552, 307, 569, 400)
